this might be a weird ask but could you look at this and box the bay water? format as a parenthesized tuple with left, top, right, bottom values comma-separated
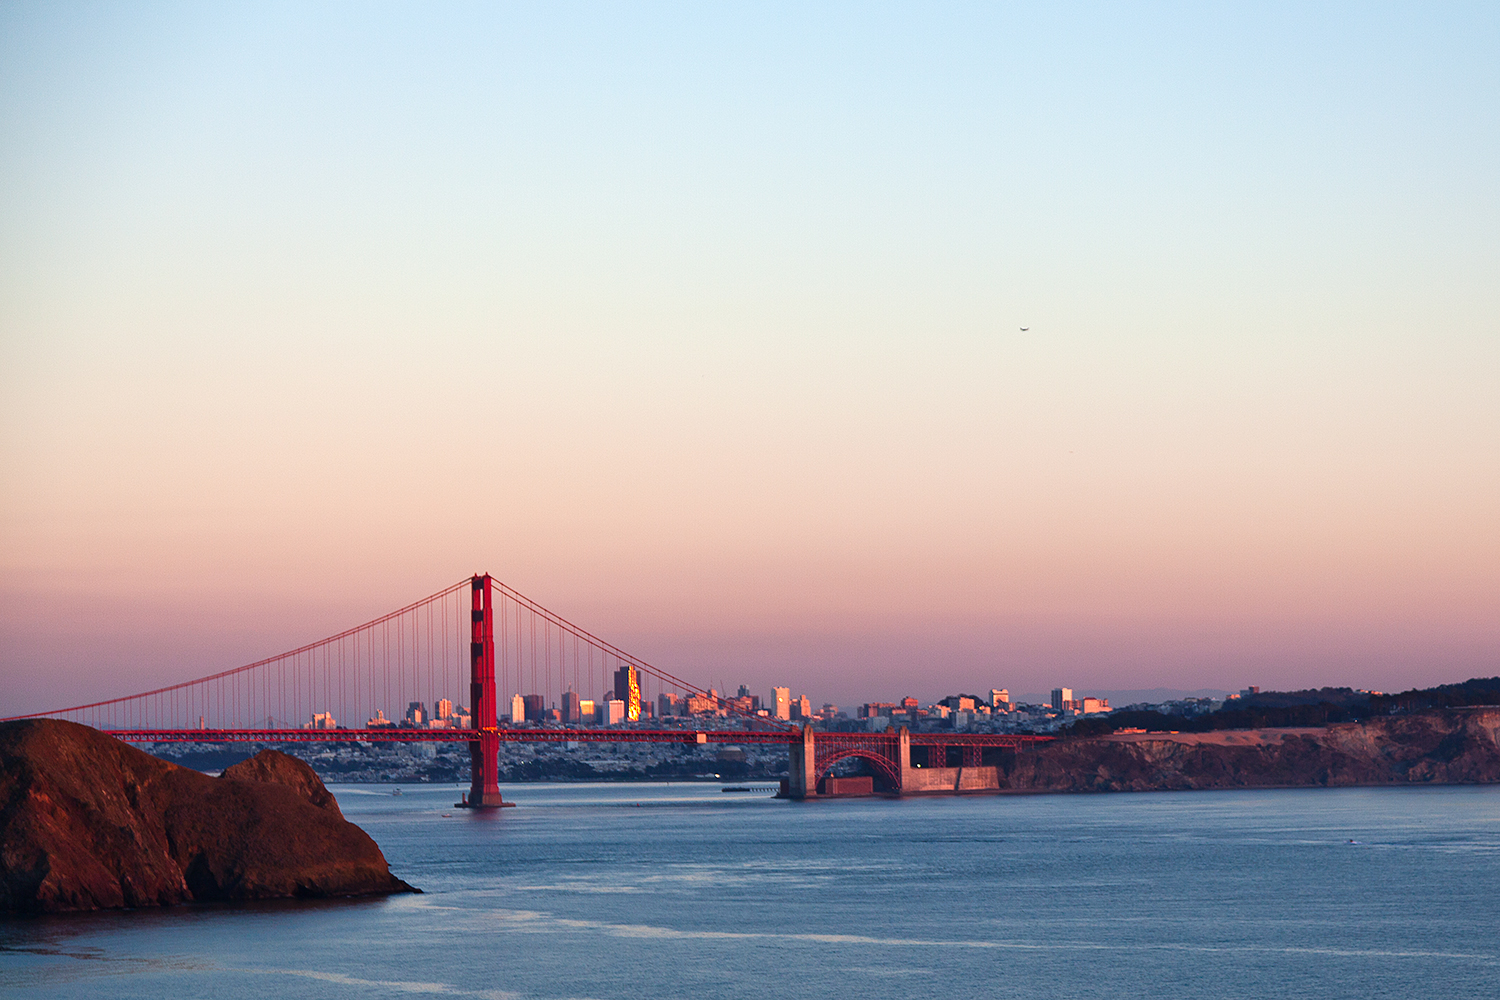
(4, 782, 1500, 998)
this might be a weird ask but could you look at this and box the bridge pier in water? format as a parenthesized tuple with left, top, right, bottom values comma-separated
(787, 724, 1026, 799)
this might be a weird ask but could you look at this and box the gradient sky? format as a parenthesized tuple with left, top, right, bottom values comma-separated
(2, 2, 1497, 714)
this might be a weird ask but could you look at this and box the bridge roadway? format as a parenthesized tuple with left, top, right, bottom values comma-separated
(107, 726, 1046, 748)
(107, 725, 1053, 799)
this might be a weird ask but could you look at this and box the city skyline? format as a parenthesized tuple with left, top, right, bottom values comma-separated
(3, 4, 1497, 715)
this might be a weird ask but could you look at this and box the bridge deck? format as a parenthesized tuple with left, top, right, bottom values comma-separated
(105, 727, 1051, 747)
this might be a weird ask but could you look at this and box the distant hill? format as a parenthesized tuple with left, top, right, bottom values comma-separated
(1066, 677, 1500, 736)
(1011, 688, 1229, 706)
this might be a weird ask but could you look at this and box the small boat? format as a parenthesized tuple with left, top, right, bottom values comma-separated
(391, 788, 403, 796)
(721, 786, 752, 793)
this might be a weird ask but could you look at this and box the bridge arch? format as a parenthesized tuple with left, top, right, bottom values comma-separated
(814, 747, 900, 792)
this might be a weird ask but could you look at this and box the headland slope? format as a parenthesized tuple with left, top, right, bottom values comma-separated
(0, 719, 415, 914)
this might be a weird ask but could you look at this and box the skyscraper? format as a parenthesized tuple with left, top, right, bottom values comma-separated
(613, 665, 640, 722)
(561, 689, 582, 723)
(774, 687, 790, 721)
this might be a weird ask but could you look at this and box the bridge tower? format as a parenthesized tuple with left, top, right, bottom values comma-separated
(465, 573, 507, 807)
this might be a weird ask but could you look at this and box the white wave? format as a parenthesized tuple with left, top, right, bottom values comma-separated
(257, 968, 521, 999)
(480, 909, 1499, 962)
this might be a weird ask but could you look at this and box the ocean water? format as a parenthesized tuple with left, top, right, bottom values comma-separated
(4, 782, 1500, 999)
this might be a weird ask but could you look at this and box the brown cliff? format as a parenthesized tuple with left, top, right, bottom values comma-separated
(0, 719, 416, 914)
(1004, 708, 1500, 792)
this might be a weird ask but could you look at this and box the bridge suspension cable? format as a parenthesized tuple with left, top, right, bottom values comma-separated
(3, 574, 792, 733)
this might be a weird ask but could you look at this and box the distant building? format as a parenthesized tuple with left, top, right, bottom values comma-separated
(522, 694, 545, 722)
(304, 711, 337, 730)
(405, 702, 427, 727)
(614, 666, 641, 722)
(1080, 697, 1110, 714)
(561, 689, 582, 723)
(435, 698, 454, 722)
(991, 689, 1010, 709)
(685, 692, 719, 715)
(579, 699, 597, 723)
(510, 694, 525, 724)
(796, 695, 811, 719)
(658, 692, 683, 717)
(1051, 688, 1074, 712)
(366, 710, 395, 729)
(774, 687, 791, 721)
(1241, 686, 1261, 698)
(606, 699, 626, 725)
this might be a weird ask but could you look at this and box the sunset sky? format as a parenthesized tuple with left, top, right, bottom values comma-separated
(2, 3, 1497, 713)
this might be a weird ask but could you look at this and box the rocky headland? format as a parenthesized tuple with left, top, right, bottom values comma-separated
(0, 719, 416, 914)
(1006, 707, 1500, 792)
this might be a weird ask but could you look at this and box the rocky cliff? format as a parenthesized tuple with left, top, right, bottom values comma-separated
(1005, 708, 1500, 792)
(0, 719, 416, 914)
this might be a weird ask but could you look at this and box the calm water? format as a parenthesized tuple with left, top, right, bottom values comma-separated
(4, 782, 1500, 999)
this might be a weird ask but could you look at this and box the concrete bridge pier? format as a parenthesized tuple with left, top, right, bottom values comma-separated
(788, 724, 817, 799)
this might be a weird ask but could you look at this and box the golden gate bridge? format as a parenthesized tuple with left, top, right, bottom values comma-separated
(3, 574, 1050, 803)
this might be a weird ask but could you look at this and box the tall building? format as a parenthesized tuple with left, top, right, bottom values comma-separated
(990, 689, 1010, 710)
(658, 692, 683, 717)
(405, 702, 426, 727)
(1051, 688, 1073, 712)
(774, 687, 791, 721)
(613, 665, 641, 722)
(561, 689, 582, 723)
(511, 693, 525, 723)
(304, 711, 337, 730)
(523, 694, 545, 722)
(579, 699, 597, 723)
(796, 695, 811, 719)
(435, 698, 454, 722)
(685, 692, 718, 715)
(606, 699, 626, 725)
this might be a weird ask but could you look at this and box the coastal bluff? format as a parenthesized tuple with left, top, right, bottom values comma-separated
(0, 719, 415, 914)
(1004, 708, 1500, 793)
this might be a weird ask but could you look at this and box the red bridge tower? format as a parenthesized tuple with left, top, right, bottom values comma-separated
(464, 573, 508, 807)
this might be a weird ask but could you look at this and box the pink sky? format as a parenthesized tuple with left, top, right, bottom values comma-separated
(2, 5, 1497, 715)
